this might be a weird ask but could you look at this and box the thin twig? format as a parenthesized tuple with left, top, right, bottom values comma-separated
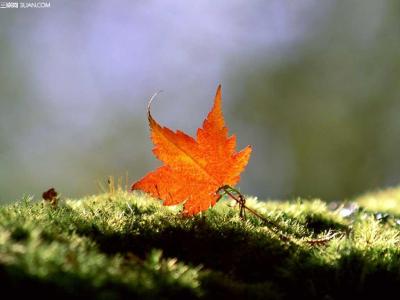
(303, 231, 343, 245)
(218, 185, 294, 243)
(218, 185, 341, 246)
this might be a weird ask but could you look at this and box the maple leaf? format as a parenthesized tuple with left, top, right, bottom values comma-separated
(131, 85, 252, 215)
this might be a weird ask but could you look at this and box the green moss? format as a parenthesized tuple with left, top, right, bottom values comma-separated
(356, 186, 400, 216)
(0, 190, 400, 299)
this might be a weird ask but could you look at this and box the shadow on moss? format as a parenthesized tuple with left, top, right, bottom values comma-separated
(304, 213, 348, 234)
(74, 213, 294, 283)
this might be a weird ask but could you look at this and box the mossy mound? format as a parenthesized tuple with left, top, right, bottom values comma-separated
(1, 188, 400, 299)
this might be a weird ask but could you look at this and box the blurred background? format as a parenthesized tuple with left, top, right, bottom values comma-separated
(1, 0, 400, 203)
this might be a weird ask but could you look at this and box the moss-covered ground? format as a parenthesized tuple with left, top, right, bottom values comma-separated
(1, 187, 400, 299)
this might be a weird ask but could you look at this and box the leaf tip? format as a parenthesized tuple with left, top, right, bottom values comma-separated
(215, 84, 222, 99)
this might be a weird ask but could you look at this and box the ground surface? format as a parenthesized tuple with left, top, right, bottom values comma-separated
(1, 187, 400, 299)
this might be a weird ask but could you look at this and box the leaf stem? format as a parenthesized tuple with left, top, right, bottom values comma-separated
(218, 185, 341, 246)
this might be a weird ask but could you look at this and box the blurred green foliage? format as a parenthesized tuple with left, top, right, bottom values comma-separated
(232, 0, 400, 200)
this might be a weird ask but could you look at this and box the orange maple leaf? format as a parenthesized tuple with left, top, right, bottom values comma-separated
(131, 85, 252, 215)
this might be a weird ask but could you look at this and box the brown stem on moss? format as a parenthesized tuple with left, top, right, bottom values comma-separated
(218, 185, 341, 246)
